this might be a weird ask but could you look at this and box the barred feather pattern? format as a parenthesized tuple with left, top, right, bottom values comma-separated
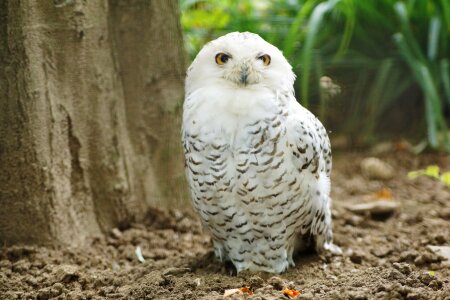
(182, 87, 336, 273)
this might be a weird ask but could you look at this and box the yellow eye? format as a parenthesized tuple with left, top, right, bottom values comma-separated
(215, 53, 230, 65)
(258, 54, 271, 66)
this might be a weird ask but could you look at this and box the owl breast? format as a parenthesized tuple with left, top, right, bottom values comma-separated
(183, 90, 320, 273)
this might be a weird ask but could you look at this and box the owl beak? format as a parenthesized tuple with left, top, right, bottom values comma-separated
(240, 72, 248, 85)
(239, 65, 249, 85)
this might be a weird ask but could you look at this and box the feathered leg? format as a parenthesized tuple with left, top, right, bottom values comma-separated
(311, 196, 342, 255)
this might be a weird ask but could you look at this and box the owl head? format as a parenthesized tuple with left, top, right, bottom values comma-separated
(186, 32, 295, 94)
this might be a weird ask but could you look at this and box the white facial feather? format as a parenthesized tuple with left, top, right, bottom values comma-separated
(185, 32, 296, 95)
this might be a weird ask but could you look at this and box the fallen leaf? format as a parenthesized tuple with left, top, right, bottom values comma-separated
(408, 165, 440, 179)
(282, 288, 301, 298)
(394, 141, 411, 151)
(374, 187, 393, 200)
(407, 170, 422, 179)
(424, 165, 440, 178)
(223, 289, 240, 298)
(440, 172, 450, 188)
(239, 287, 253, 295)
(223, 287, 252, 298)
(408, 165, 450, 188)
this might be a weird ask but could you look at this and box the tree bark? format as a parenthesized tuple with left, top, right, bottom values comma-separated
(0, 0, 186, 245)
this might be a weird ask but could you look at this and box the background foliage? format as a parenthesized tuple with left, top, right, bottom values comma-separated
(180, 0, 450, 151)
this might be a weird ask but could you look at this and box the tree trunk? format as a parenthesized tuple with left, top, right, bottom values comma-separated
(0, 0, 186, 246)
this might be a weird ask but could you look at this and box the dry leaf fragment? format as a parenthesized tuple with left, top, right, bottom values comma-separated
(374, 187, 393, 200)
(282, 288, 301, 298)
(239, 287, 253, 295)
(394, 140, 411, 151)
(223, 287, 253, 298)
(223, 289, 240, 297)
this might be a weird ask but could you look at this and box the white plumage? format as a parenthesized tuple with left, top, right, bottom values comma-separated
(182, 32, 341, 273)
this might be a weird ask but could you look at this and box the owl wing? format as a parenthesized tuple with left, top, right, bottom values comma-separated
(285, 103, 331, 179)
(181, 119, 235, 228)
(284, 101, 339, 253)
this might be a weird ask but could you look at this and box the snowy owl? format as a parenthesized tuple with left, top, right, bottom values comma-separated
(182, 32, 341, 274)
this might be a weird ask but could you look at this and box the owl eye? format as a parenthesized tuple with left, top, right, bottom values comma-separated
(258, 54, 271, 66)
(215, 53, 230, 65)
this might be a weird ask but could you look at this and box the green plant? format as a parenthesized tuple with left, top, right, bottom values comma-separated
(408, 165, 450, 188)
(392, 1, 450, 150)
(180, 0, 450, 151)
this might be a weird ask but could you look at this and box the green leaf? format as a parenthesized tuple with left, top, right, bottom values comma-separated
(424, 165, 440, 178)
(427, 16, 441, 61)
(440, 172, 450, 187)
(282, 0, 318, 57)
(441, 59, 450, 106)
(407, 170, 424, 179)
(333, 0, 356, 61)
(300, 0, 341, 107)
(182, 0, 450, 152)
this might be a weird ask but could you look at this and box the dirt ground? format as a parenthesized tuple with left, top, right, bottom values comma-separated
(1, 147, 449, 300)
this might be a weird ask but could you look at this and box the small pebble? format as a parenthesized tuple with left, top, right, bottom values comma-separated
(427, 245, 450, 261)
(37, 288, 50, 300)
(387, 269, 404, 280)
(360, 157, 395, 180)
(437, 208, 450, 220)
(248, 275, 264, 289)
(267, 276, 285, 290)
(406, 292, 420, 300)
(428, 279, 443, 290)
(301, 292, 314, 299)
(12, 260, 31, 273)
(345, 215, 364, 226)
(418, 272, 434, 285)
(348, 290, 368, 300)
(50, 282, 63, 297)
(53, 265, 79, 283)
(392, 262, 412, 275)
(399, 250, 419, 262)
(193, 278, 201, 287)
(111, 228, 122, 239)
(371, 246, 392, 258)
(414, 253, 432, 266)
(350, 251, 364, 264)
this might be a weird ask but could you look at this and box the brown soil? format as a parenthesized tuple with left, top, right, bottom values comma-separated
(1, 150, 449, 300)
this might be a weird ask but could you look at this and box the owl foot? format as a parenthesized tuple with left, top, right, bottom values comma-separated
(323, 242, 342, 255)
(315, 234, 342, 256)
(224, 260, 237, 276)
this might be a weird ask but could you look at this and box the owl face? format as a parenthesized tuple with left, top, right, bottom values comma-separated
(214, 51, 269, 87)
(186, 32, 295, 94)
